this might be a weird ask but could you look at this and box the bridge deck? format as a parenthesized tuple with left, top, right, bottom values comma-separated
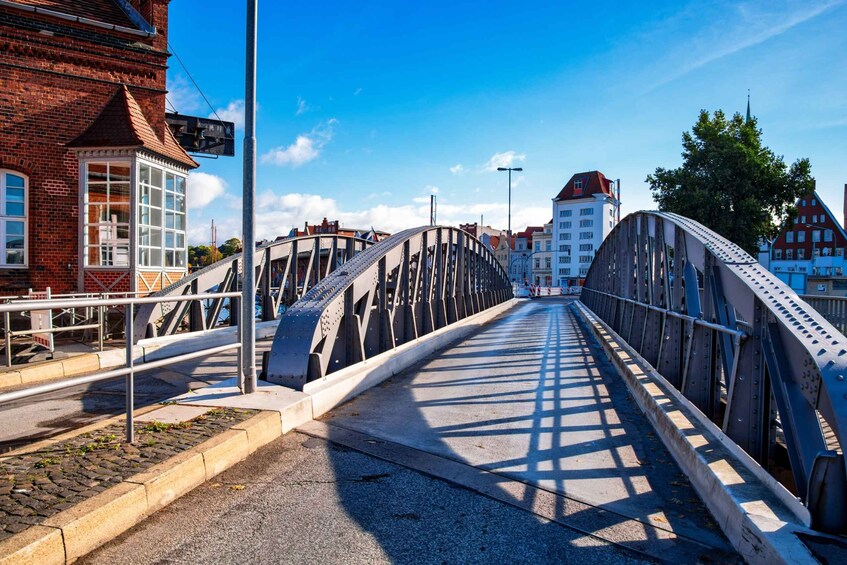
(83, 298, 738, 563)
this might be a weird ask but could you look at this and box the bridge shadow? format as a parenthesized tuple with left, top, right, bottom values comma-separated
(321, 298, 738, 563)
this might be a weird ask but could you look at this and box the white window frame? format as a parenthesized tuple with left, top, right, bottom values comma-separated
(83, 161, 132, 268)
(0, 170, 28, 268)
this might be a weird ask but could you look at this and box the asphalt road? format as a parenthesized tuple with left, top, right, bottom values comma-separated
(80, 298, 739, 564)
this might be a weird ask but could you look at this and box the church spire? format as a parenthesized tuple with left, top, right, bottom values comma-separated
(746, 89, 751, 123)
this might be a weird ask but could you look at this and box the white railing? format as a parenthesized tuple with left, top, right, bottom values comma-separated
(0, 291, 244, 443)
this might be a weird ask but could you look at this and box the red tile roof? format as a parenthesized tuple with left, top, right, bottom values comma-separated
(7, 0, 138, 29)
(68, 85, 198, 168)
(554, 171, 614, 201)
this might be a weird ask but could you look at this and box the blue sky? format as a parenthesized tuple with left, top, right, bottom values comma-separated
(166, 0, 847, 245)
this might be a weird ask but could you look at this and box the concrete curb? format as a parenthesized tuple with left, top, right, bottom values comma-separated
(572, 300, 820, 565)
(0, 410, 282, 565)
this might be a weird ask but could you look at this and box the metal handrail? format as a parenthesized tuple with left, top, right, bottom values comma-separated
(0, 290, 245, 443)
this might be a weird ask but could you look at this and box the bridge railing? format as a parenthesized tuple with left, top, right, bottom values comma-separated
(799, 294, 847, 337)
(581, 211, 847, 534)
(133, 234, 374, 342)
(266, 226, 512, 389)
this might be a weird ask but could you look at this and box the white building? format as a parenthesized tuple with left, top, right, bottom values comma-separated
(531, 221, 553, 285)
(551, 171, 620, 288)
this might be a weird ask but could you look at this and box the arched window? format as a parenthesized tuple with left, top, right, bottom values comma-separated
(0, 170, 27, 267)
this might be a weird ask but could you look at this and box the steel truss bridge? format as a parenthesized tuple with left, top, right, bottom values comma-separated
(133, 234, 374, 340)
(581, 211, 847, 534)
(266, 226, 512, 388)
(113, 215, 847, 535)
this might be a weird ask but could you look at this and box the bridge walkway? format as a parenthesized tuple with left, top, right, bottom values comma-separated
(82, 298, 739, 564)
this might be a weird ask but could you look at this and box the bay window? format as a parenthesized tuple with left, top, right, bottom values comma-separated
(84, 162, 130, 266)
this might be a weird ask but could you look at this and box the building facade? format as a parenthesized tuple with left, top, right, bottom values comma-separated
(551, 171, 619, 287)
(766, 190, 847, 295)
(0, 0, 197, 295)
(530, 221, 553, 286)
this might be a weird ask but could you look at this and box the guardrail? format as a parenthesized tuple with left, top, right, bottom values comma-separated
(799, 294, 847, 336)
(0, 291, 243, 443)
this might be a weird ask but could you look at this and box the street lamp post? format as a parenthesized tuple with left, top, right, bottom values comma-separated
(497, 167, 523, 282)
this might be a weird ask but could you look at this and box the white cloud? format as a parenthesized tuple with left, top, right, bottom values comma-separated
(483, 151, 526, 172)
(353, 87, 363, 96)
(211, 99, 246, 129)
(427, 185, 440, 194)
(261, 119, 338, 167)
(295, 96, 309, 116)
(166, 74, 203, 114)
(450, 164, 465, 174)
(187, 172, 227, 209)
(412, 196, 431, 204)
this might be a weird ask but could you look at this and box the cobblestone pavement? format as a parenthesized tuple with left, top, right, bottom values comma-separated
(0, 407, 256, 541)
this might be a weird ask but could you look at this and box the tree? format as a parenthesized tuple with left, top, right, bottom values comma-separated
(647, 110, 814, 256)
(218, 237, 242, 258)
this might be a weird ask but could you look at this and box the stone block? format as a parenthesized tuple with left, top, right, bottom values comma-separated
(42, 482, 148, 562)
(61, 354, 101, 377)
(194, 429, 250, 480)
(0, 525, 64, 565)
(126, 451, 206, 514)
(233, 411, 282, 453)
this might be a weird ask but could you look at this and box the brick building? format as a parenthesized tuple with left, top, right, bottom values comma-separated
(766, 190, 847, 294)
(0, 0, 197, 295)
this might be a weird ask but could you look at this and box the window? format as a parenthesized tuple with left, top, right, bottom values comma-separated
(609, 220, 613, 229)
(534, 241, 541, 252)
(786, 231, 794, 243)
(825, 230, 834, 242)
(814, 247, 820, 258)
(579, 219, 593, 228)
(813, 230, 821, 243)
(545, 257, 550, 268)
(802, 200, 807, 206)
(798, 248, 805, 260)
(786, 249, 793, 259)
(774, 249, 782, 259)
(579, 255, 592, 263)
(579, 243, 593, 251)
(798, 231, 806, 243)
(579, 232, 593, 239)
(559, 221, 571, 229)
(800, 216, 806, 223)
(559, 209, 572, 218)
(84, 162, 130, 267)
(545, 241, 551, 251)
(580, 208, 594, 216)
(579, 267, 589, 276)
(560, 233, 571, 241)
(559, 244, 570, 252)
(573, 179, 583, 196)
(0, 170, 27, 266)
(164, 172, 187, 268)
(559, 255, 571, 264)
(812, 198, 817, 206)
(138, 164, 187, 268)
(558, 268, 570, 276)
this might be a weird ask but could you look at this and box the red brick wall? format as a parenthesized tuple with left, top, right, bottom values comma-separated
(0, 2, 170, 295)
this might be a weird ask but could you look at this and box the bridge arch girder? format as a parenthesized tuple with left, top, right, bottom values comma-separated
(266, 226, 512, 389)
(582, 211, 847, 533)
(133, 234, 374, 341)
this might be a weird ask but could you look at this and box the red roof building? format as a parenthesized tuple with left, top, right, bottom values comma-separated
(0, 0, 198, 295)
(552, 171, 620, 287)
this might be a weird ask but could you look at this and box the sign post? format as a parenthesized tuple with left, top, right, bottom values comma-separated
(29, 287, 54, 353)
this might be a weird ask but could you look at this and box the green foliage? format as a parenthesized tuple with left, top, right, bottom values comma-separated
(188, 238, 242, 269)
(647, 109, 814, 255)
